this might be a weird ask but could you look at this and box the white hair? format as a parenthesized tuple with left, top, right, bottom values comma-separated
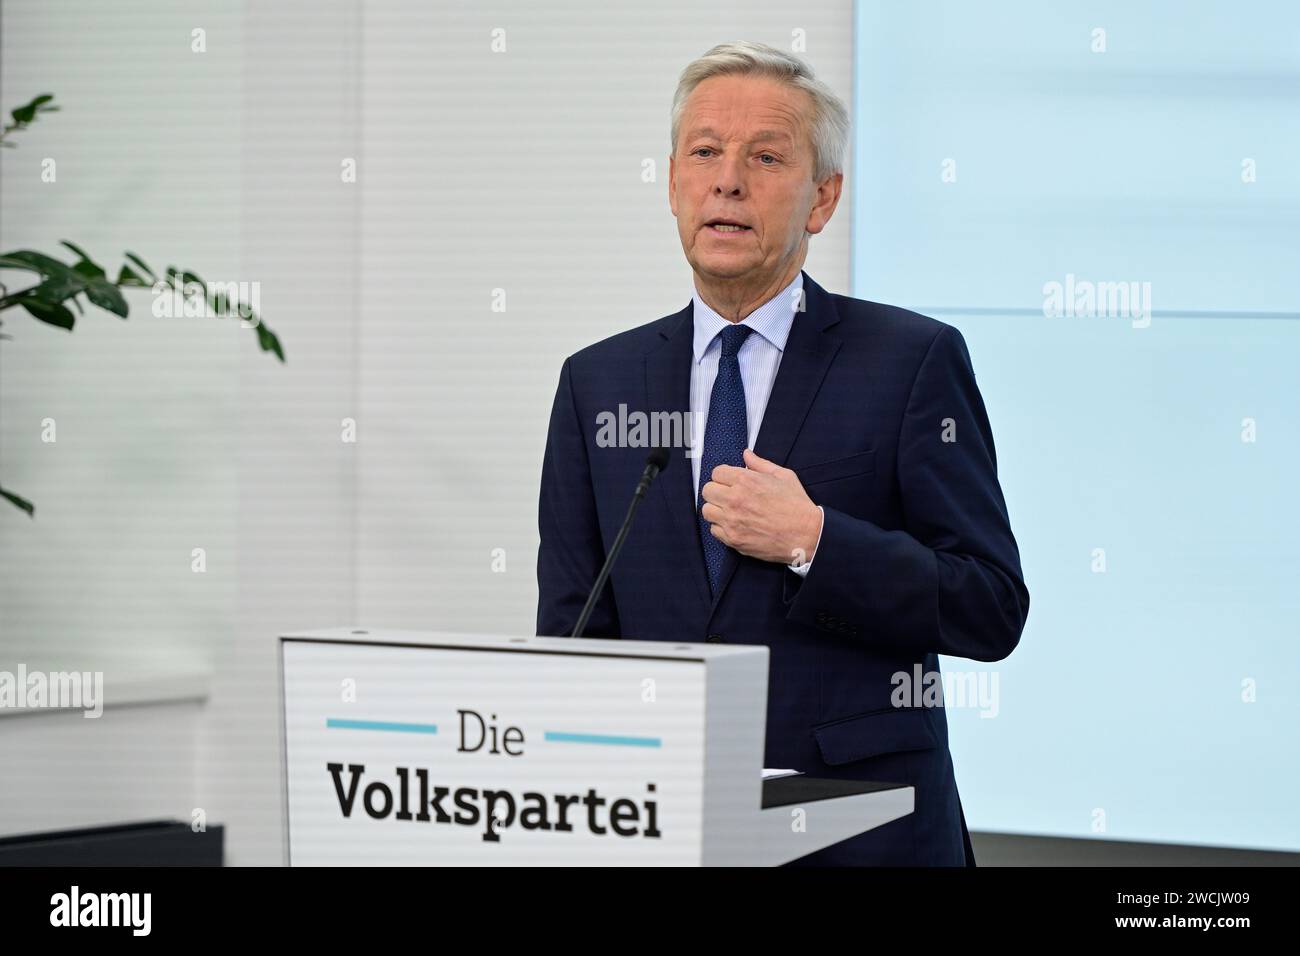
(670, 41, 849, 183)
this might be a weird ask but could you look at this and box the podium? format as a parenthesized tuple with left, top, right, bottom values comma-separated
(280, 628, 913, 865)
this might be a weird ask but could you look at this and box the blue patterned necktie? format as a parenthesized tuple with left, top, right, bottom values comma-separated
(697, 324, 754, 596)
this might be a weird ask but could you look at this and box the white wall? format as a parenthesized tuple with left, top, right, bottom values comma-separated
(0, 0, 248, 842)
(0, 0, 361, 862)
(0, 2, 245, 689)
(1, 0, 853, 864)
(193, 0, 363, 865)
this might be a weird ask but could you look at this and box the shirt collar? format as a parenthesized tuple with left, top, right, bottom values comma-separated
(691, 271, 804, 364)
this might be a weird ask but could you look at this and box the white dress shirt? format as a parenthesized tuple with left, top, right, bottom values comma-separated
(688, 271, 824, 576)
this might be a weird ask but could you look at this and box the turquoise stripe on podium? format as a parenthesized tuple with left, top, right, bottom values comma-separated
(544, 731, 661, 748)
(326, 718, 438, 734)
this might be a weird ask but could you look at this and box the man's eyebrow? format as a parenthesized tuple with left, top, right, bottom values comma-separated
(685, 126, 796, 146)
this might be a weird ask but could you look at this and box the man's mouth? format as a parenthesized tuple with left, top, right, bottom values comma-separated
(705, 219, 752, 234)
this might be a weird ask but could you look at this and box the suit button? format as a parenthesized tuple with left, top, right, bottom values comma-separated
(706, 633, 723, 643)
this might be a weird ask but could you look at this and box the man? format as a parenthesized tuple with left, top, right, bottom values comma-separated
(536, 41, 1029, 866)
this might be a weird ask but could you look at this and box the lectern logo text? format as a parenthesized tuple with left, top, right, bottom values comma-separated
(326, 763, 662, 843)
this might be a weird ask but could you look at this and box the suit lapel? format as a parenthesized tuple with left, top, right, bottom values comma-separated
(708, 270, 843, 612)
(645, 303, 713, 611)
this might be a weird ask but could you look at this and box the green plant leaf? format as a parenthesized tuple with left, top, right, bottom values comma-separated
(123, 251, 158, 283)
(7, 93, 55, 128)
(164, 266, 207, 298)
(26, 271, 88, 304)
(82, 276, 129, 317)
(256, 322, 285, 362)
(18, 295, 75, 330)
(61, 244, 117, 317)
(0, 249, 82, 277)
(1, 486, 35, 517)
(164, 267, 203, 286)
(116, 263, 148, 287)
(59, 239, 98, 265)
(71, 258, 108, 281)
(0, 252, 87, 312)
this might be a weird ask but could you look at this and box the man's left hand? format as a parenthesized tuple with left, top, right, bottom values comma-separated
(700, 448, 823, 566)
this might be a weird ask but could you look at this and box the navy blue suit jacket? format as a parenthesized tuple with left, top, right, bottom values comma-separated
(536, 270, 1029, 865)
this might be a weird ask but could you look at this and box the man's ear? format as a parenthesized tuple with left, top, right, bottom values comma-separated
(805, 171, 843, 235)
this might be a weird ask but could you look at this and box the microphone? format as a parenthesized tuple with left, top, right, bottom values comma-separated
(570, 447, 671, 638)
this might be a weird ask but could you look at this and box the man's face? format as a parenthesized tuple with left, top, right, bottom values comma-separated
(669, 74, 840, 284)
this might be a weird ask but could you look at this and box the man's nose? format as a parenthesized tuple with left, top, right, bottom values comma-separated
(712, 155, 747, 197)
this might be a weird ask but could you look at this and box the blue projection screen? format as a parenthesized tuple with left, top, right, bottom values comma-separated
(852, 0, 1300, 850)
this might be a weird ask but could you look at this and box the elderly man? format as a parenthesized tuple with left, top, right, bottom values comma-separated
(536, 41, 1028, 866)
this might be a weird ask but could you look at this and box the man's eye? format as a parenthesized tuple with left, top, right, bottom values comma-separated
(759, 154, 778, 165)
(693, 147, 714, 158)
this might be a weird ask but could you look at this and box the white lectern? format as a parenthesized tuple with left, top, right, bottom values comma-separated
(280, 628, 913, 865)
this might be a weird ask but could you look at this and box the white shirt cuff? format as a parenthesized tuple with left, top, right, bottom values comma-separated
(787, 506, 824, 577)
